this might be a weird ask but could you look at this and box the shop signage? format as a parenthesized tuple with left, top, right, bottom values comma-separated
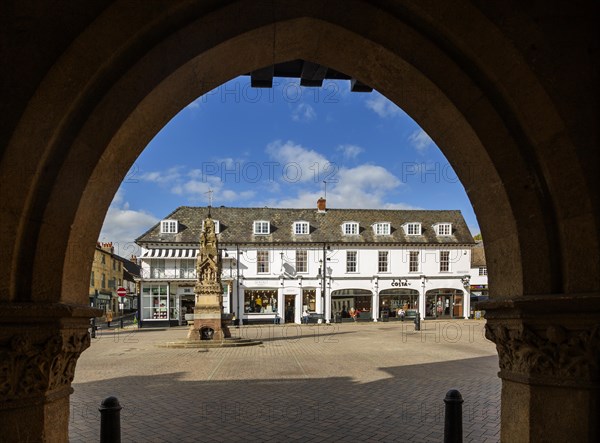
(390, 278, 410, 287)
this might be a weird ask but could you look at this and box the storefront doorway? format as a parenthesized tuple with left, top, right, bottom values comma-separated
(285, 294, 295, 323)
(425, 289, 464, 319)
(331, 289, 372, 320)
(379, 288, 419, 318)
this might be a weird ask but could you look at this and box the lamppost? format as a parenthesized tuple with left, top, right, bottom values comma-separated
(236, 245, 243, 327)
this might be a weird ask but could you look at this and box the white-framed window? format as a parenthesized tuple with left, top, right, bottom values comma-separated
(179, 259, 196, 279)
(405, 223, 421, 236)
(160, 219, 178, 234)
(378, 251, 389, 273)
(202, 220, 220, 234)
(436, 223, 452, 236)
(343, 222, 359, 235)
(440, 250, 450, 272)
(150, 258, 165, 278)
(346, 251, 358, 273)
(253, 220, 270, 235)
(409, 251, 419, 272)
(257, 250, 270, 273)
(479, 266, 487, 276)
(294, 221, 309, 235)
(373, 222, 391, 235)
(296, 250, 308, 273)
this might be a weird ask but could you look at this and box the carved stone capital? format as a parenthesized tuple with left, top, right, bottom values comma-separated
(0, 302, 99, 406)
(480, 294, 600, 387)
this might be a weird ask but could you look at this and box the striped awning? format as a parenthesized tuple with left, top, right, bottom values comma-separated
(141, 249, 233, 259)
(142, 249, 199, 258)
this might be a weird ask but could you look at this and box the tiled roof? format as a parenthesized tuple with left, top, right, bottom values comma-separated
(471, 241, 486, 266)
(135, 206, 475, 246)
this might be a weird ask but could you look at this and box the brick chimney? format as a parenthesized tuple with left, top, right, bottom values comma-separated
(317, 197, 326, 212)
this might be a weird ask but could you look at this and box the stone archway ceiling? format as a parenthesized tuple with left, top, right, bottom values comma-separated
(246, 59, 373, 91)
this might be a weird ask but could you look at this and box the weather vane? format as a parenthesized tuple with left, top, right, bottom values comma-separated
(205, 188, 214, 206)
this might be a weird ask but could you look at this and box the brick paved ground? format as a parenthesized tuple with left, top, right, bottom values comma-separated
(69, 320, 500, 442)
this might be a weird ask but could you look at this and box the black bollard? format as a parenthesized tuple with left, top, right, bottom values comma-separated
(120, 316, 124, 329)
(444, 389, 463, 443)
(414, 315, 421, 331)
(91, 318, 96, 339)
(99, 396, 122, 443)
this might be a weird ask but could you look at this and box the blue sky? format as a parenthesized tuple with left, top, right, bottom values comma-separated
(100, 77, 479, 253)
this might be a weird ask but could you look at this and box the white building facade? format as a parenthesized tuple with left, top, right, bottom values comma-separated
(135, 202, 476, 326)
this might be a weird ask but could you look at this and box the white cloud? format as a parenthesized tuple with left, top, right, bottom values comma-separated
(291, 103, 317, 122)
(265, 140, 330, 183)
(99, 189, 159, 252)
(139, 166, 182, 184)
(408, 129, 434, 153)
(365, 93, 400, 118)
(337, 144, 364, 160)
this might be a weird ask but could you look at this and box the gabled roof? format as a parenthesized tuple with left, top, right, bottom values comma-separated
(136, 206, 475, 246)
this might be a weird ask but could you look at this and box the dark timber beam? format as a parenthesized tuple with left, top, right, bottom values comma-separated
(300, 61, 328, 87)
(350, 78, 373, 92)
(250, 65, 274, 88)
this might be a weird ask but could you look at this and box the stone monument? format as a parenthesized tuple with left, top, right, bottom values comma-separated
(187, 214, 231, 341)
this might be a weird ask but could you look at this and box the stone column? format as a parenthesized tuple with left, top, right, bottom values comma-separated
(0, 302, 99, 443)
(482, 295, 600, 443)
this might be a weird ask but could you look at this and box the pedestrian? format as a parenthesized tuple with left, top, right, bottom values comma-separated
(350, 307, 357, 322)
(106, 309, 113, 328)
(302, 309, 309, 324)
(398, 308, 406, 322)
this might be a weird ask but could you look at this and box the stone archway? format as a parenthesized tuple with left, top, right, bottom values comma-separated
(1, 1, 598, 441)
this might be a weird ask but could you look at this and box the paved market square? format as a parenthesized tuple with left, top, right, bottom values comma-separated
(69, 320, 500, 442)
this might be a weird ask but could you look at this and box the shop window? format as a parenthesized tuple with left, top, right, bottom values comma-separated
(440, 250, 450, 272)
(303, 289, 316, 311)
(257, 250, 269, 273)
(378, 251, 389, 273)
(409, 251, 419, 272)
(296, 250, 307, 273)
(141, 284, 172, 320)
(346, 251, 358, 273)
(244, 289, 277, 313)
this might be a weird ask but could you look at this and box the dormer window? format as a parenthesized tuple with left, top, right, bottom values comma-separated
(253, 220, 270, 235)
(160, 220, 178, 234)
(373, 222, 391, 235)
(202, 220, 220, 234)
(436, 223, 452, 236)
(343, 222, 359, 235)
(293, 221, 309, 235)
(404, 222, 421, 236)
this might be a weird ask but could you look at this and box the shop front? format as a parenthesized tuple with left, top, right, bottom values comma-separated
(331, 288, 372, 320)
(425, 288, 464, 319)
(244, 288, 280, 324)
(140, 282, 178, 327)
(379, 288, 419, 318)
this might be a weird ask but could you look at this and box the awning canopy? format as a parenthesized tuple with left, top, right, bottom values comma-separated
(141, 249, 234, 260)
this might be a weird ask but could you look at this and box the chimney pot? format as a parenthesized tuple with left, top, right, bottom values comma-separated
(317, 197, 326, 211)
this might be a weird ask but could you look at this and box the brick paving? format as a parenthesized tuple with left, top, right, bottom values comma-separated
(69, 320, 500, 442)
